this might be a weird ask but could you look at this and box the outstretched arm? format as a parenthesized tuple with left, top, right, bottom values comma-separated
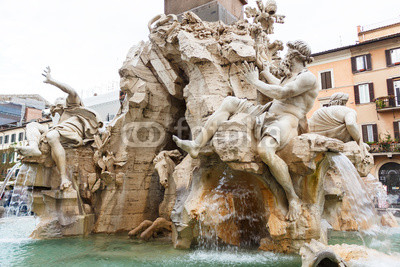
(42, 66, 78, 98)
(242, 62, 315, 100)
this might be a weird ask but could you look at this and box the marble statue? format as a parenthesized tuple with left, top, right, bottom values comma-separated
(309, 92, 369, 158)
(128, 150, 182, 240)
(16, 67, 103, 190)
(173, 40, 318, 221)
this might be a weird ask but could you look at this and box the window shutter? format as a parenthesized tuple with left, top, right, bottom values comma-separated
(321, 72, 326, 89)
(393, 121, 400, 140)
(372, 124, 378, 143)
(385, 49, 392, 66)
(351, 57, 357, 73)
(326, 72, 332, 89)
(354, 85, 360, 104)
(387, 78, 394, 96)
(362, 125, 368, 142)
(369, 83, 375, 102)
(366, 54, 372, 70)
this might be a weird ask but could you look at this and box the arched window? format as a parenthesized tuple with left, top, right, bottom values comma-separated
(379, 162, 400, 203)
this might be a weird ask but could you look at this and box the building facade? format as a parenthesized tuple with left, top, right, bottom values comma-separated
(307, 19, 400, 203)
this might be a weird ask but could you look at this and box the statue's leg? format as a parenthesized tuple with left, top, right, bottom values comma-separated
(257, 137, 301, 221)
(173, 96, 241, 158)
(46, 130, 71, 190)
(16, 122, 48, 156)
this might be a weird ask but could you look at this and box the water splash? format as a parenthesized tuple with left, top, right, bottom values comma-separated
(327, 153, 379, 230)
(5, 164, 37, 217)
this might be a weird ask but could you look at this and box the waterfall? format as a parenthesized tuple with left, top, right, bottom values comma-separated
(0, 162, 21, 200)
(197, 167, 267, 249)
(327, 153, 379, 229)
(5, 164, 37, 217)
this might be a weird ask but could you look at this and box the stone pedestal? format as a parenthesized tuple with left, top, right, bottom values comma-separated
(31, 189, 94, 238)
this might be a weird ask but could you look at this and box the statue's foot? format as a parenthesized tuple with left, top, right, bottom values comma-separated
(286, 198, 302, 221)
(15, 145, 42, 157)
(60, 176, 72, 191)
(172, 135, 199, 158)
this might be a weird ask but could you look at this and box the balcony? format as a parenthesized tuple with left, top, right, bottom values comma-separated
(375, 96, 400, 112)
(369, 142, 400, 156)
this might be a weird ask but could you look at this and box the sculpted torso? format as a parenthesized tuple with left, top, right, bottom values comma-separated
(268, 71, 319, 119)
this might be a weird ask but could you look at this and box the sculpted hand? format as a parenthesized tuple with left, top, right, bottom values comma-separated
(242, 61, 259, 85)
(261, 61, 271, 74)
(42, 66, 52, 84)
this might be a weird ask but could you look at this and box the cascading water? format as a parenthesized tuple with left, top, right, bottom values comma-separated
(327, 153, 379, 229)
(197, 167, 267, 250)
(5, 164, 37, 217)
(0, 162, 21, 200)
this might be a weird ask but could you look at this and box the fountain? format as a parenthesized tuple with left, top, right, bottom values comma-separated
(5, 164, 37, 217)
(2, 0, 399, 265)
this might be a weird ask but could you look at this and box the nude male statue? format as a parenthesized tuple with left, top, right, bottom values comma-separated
(309, 92, 370, 158)
(173, 40, 318, 221)
(16, 67, 103, 190)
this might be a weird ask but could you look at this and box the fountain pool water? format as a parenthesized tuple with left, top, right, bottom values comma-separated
(1, 216, 400, 266)
(0, 216, 300, 266)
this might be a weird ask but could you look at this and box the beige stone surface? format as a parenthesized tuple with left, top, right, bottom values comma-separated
(299, 239, 347, 267)
(330, 243, 400, 264)
(381, 212, 399, 227)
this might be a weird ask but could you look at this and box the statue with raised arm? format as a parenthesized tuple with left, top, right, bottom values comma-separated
(309, 92, 370, 159)
(173, 40, 318, 221)
(16, 67, 103, 190)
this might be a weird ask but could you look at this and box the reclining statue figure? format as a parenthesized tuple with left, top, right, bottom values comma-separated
(16, 67, 103, 190)
(173, 40, 318, 221)
(309, 92, 370, 158)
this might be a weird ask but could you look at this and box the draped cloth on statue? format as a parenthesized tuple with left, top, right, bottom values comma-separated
(52, 95, 103, 147)
(308, 106, 353, 143)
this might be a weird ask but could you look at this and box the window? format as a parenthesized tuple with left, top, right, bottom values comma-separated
(387, 78, 400, 106)
(362, 124, 378, 143)
(2, 153, 6, 164)
(11, 134, 16, 143)
(4, 135, 9, 144)
(351, 54, 372, 73)
(18, 132, 24, 141)
(394, 121, 400, 141)
(386, 48, 400, 66)
(9, 152, 14, 163)
(378, 162, 400, 199)
(0, 136, 2, 144)
(320, 70, 333, 89)
(354, 83, 374, 104)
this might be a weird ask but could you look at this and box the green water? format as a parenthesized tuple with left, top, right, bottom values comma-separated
(0, 217, 300, 267)
(2, 217, 400, 267)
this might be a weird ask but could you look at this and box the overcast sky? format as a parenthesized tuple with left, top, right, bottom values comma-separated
(0, 0, 399, 103)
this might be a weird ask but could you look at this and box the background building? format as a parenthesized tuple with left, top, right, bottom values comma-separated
(83, 90, 120, 122)
(307, 17, 400, 203)
(0, 94, 50, 129)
